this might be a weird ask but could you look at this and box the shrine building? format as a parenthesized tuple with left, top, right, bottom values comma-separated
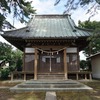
(1, 14, 92, 80)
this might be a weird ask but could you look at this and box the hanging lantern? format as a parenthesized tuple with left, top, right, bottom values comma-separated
(57, 51, 59, 54)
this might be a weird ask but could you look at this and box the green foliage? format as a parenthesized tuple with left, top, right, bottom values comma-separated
(0, 0, 36, 29)
(12, 49, 23, 71)
(0, 42, 23, 68)
(55, 0, 96, 6)
(0, 42, 23, 80)
(78, 21, 100, 56)
(80, 60, 87, 70)
(78, 20, 100, 30)
(55, 0, 100, 16)
(55, 0, 100, 8)
(0, 13, 5, 29)
(0, 42, 13, 61)
(0, 68, 10, 80)
(16, 58, 23, 71)
(80, 60, 91, 71)
(9, 65, 16, 72)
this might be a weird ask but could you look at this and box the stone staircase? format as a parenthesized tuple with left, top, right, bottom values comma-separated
(37, 73, 65, 80)
(10, 80, 93, 93)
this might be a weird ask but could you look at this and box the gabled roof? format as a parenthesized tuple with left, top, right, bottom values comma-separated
(2, 14, 91, 39)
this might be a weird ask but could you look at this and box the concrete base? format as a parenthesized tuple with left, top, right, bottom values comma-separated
(10, 80, 93, 93)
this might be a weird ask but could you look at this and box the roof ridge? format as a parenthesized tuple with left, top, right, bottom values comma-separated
(31, 14, 70, 16)
(67, 16, 76, 32)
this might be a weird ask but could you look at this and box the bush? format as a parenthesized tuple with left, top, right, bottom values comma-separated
(16, 58, 22, 71)
(0, 68, 10, 80)
(80, 60, 91, 71)
(9, 65, 16, 72)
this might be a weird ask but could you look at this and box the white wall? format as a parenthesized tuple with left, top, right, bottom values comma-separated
(25, 48, 35, 53)
(91, 55, 100, 79)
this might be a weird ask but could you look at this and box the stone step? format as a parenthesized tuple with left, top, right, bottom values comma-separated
(38, 74, 65, 79)
(10, 80, 93, 93)
(17, 83, 82, 88)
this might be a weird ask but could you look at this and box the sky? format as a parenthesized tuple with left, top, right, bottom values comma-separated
(0, 0, 100, 60)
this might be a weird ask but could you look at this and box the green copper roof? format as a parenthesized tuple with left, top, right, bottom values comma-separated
(2, 14, 91, 39)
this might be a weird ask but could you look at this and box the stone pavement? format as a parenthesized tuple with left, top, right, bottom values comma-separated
(45, 92, 57, 100)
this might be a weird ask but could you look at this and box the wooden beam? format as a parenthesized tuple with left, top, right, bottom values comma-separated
(63, 48, 68, 80)
(34, 48, 38, 80)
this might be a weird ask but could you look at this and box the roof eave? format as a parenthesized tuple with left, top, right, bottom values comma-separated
(87, 52, 100, 59)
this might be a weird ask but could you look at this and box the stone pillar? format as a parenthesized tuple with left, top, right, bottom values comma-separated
(63, 48, 68, 80)
(34, 48, 38, 80)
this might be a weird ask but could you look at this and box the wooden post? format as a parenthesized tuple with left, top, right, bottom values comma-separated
(89, 73, 92, 80)
(76, 73, 78, 80)
(23, 48, 25, 72)
(11, 72, 13, 81)
(85, 74, 87, 80)
(34, 48, 38, 80)
(63, 48, 68, 80)
(77, 48, 80, 71)
(24, 72, 26, 81)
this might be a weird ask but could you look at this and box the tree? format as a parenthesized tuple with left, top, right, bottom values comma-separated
(78, 20, 100, 56)
(12, 49, 23, 71)
(80, 60, 91, 71)
(0, 42, 23, 66)
(0, 42, 23, 78)
(0, 42, 13, 61)
(0, 0, 36, 30)
(55, 0, 100, 19)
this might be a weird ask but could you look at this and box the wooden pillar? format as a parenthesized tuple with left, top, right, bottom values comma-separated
(23, 48, 26, 81)
(89, 73, 92, 80)
(77, 48, 80, 71)
(11, 72, 13, 81)
(34, 48, 38, 80)
(85, 74, 87, 80)
(23, 48, 25, 72)
(76, 73, 79, 80)
(24, 72, 26, 81)
(63, 48, 68, 80)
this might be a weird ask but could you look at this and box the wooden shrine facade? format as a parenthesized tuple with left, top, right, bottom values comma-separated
(24, 46, 79, 80)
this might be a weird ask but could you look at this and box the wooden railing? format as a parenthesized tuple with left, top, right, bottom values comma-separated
(11, 71, 34, 81)
(10, 71, 92, 81)
(68, 71, 92, 80)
